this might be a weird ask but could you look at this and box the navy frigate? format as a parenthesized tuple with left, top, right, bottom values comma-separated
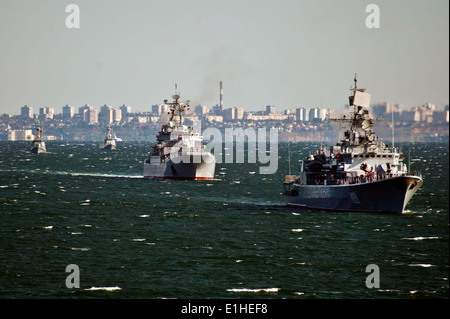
(143, 88, 216, 180)
(283, 75, 423, 213)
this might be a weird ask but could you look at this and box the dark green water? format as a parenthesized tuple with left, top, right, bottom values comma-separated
(0, 141, 448, 298)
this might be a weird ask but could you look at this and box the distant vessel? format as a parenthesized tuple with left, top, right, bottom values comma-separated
(102, 126, 116, 150)
(283, 75, 423, 214)
(143, 87, 215, 180)
(31, 122, 46, 154)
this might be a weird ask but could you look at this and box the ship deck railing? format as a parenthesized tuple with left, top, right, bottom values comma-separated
(285, 171, 422, 186)
(408, 171, 422, 179)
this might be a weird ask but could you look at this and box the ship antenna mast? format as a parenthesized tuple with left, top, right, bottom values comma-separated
(391, 105, 395, 150)
(36, 120, 41, 138)
(349, 73, 357, 113)
(170, 83, 183, 126)
(408, 147, 411, 174)
(288, 142, 291, 175)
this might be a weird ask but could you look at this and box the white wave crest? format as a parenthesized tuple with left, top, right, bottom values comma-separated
(402, 237, 439, 241)
(85, 286, 121, 291)
(226, 288, 279, 293)
(408, 263, 433, 268)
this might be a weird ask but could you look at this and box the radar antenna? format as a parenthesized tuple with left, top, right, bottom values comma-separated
(165, 84, 190, 127)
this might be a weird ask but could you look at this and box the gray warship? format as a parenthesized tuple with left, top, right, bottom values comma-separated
(283, 75, 423, 214)
(143, 88, 215, 180)
(31, 122, 46, 154)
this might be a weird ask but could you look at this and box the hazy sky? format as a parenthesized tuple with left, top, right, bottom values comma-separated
(0, 0, 448, 114)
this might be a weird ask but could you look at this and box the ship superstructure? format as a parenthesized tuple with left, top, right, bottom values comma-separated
(31, 121, 46, 154)
(102, 126, 116, 150)
(283, 75, 423, 213)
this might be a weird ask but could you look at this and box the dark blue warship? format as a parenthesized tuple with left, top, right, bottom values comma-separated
(283, 75, 423, 213)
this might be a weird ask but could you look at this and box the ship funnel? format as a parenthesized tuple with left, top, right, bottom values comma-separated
(220, 81, 223, 110)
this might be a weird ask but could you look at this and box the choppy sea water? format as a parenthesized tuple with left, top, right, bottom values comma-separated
(0, 141, 448, 298)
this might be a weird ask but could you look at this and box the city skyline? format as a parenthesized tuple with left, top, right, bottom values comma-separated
(13, 99, 449, 124)
(0, 0, 448, 115)
(4, 99, 448, 144)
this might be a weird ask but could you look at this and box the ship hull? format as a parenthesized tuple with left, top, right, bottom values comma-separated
(102, 144, 116, 150)
(285, 175, 423, 214)
(31, 142, 46, 154)
(143, 151, 215, 180)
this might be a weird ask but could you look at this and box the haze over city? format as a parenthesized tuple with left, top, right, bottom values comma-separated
(0, 0, 448, 114)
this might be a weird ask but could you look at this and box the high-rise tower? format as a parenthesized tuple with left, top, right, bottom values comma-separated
(219, 81, 223, 111)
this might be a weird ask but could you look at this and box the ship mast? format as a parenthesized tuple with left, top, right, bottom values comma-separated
(352, 73, 357, 95)
(164, 84, 190, 127)
(330, 74, 376, 149)
(35, 121, 42, 139)
(391, 103, 395, 149)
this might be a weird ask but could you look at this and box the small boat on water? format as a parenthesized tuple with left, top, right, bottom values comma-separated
(31, 122, 46, 154)
(102, 126, 116, 150)
(283, 75, 423, 214)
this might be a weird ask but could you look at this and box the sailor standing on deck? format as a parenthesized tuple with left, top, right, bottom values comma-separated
(376, 164, 386, 180)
